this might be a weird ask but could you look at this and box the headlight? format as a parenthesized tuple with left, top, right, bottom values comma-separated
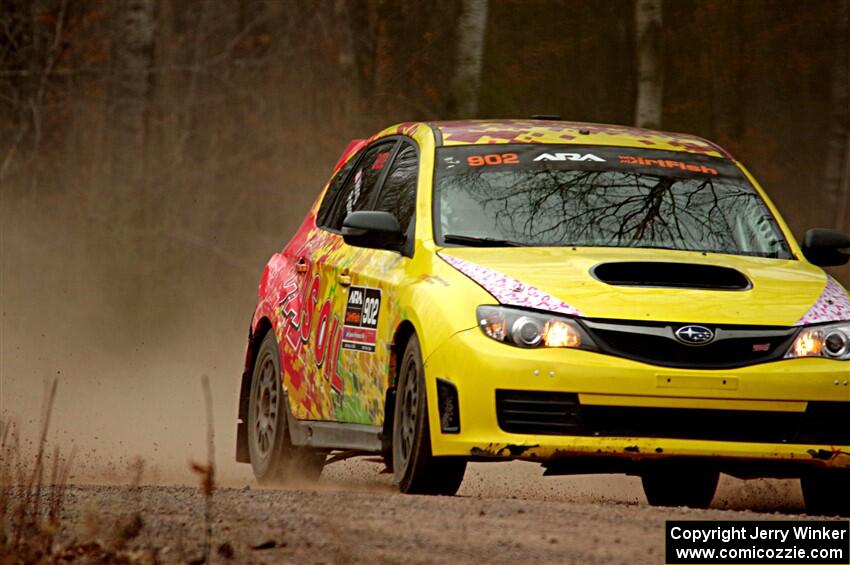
(785, 321, 850, 360)
(477, 306, 596, 350)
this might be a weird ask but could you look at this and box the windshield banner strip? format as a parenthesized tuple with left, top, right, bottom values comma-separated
(437, 144, 743, 179)
(438, 253, 583, 317)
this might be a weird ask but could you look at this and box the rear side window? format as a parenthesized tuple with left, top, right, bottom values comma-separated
(375, 143, 418, 232)
(317, 152, 359, 228)
(323, 142, 395, 230)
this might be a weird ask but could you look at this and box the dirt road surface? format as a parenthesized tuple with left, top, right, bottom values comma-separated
(0, 301, 818, 564)
(40, 459, 814, 565)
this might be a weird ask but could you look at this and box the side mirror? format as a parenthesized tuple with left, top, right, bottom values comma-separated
(802, 228, 850, 267)
(342, 211, 404, 251)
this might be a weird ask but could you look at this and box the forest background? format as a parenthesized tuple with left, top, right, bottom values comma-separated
(2, 0, 848, 478)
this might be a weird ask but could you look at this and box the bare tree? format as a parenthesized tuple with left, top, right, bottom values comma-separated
(452, 0, 489, 118)
(109, 0, 156, 190)
(708, 2, 743, 149)
(634, 0, 663, 129)
(825, 0, 850, 231)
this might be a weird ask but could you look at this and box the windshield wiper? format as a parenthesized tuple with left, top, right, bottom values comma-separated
(442, 234, 526, 247)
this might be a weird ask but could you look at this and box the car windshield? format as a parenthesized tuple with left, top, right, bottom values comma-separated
(434, 144, 793, 259)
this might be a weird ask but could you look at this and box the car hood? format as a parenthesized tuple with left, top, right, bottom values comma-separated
(437, 247, 849, 327)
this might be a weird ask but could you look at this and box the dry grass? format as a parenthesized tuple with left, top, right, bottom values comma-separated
(0, 380, 73, 562)
(188, 374, 218, 564)
(0, 381, 156, 564)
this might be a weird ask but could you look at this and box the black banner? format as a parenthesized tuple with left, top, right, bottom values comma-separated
(666, 520, 849, 564)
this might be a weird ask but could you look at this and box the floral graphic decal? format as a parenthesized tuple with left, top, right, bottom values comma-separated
(796, 276, 850, 326)
(438, 253, 583, 317)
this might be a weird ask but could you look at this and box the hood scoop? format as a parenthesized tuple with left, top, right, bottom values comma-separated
(592, 262, 751, 291)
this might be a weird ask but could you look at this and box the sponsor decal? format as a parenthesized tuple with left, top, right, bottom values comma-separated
(346, 169, 363, 215)
(675, 325, 715, 345)
(372, 151, 390, 170)
(466, 153, 519, 167)
(442, 156, 462, 169)
(341, 286, 381, 353)
(533, 152, 605, 162)
(619, 155, 718, 176)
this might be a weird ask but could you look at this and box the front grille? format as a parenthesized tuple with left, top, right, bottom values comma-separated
(580, 319, 798, 369)
(495, 390, 850, 445)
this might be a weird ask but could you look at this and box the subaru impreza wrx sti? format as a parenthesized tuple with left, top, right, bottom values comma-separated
(235, 120, 850, 514)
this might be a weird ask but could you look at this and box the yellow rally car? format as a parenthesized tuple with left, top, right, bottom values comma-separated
(235, 120, 850, 514)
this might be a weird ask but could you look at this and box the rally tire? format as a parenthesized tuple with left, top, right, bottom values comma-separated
(393, 334, 467, 495)
(641, 463, 719, 509)
(801, 470, 850, 516)
(247, 331, 325, 485)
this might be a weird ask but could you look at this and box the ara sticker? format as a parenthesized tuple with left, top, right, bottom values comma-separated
(533, 152, 605, 162)
(341, 286, 381, 353)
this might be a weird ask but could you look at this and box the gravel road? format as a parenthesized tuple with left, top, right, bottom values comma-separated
(42, 459, 816, 564)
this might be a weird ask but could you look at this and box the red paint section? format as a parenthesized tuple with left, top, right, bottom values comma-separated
(333, 139, 367, 173)
(314, 299, 332, 368)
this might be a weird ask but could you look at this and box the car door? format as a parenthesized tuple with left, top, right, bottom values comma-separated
(328, 140, 419, 425)
(297, 140, 400, 424)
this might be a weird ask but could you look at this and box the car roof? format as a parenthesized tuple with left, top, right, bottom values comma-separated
(428, 119, 730, 158)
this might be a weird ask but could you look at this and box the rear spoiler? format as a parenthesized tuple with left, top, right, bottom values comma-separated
(333, 139, 367, 173)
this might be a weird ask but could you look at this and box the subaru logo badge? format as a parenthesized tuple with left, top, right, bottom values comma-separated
(675, 325, 715, 345)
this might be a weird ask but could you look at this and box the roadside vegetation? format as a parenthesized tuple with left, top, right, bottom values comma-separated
(1, 377, 224, 564)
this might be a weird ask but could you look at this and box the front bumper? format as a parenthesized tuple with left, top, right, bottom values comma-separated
(424, 328, 850, 470)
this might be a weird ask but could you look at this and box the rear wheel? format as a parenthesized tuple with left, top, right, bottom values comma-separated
(393, 334, 466, 495)
(641, 462, 719, 508)
(247, 331, 325, 485)
(801, 470, 850, 516)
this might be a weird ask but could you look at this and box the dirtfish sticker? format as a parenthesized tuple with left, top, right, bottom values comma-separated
(342, 286, 381, 353)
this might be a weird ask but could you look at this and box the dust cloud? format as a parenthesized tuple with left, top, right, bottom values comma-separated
(0, 196, 813, 510)
(1, 193, 258, 487)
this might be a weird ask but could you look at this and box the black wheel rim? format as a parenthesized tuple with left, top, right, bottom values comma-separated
(397, 355, 419, 471)
(252, 352, 279, 460)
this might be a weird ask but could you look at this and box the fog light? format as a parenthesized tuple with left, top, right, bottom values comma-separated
(436, 378, 460, 433)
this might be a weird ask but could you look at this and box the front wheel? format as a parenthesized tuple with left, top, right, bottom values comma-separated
(393, 334, 466, 495)
(641, 462, 719, 508)
(247, 331, 325, 485)
(801, 470, 850, 516)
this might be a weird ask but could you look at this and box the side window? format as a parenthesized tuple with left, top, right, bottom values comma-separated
(375, 143, 418, 232)
(317, 151, 359, 228)
(325, 142, 395, 230)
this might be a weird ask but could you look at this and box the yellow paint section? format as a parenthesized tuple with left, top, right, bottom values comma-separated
(438, 246, 826, 326)
(284, 120, 849, 470)
(655, 375, 739, 390)
(425, 328, 850, 466)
